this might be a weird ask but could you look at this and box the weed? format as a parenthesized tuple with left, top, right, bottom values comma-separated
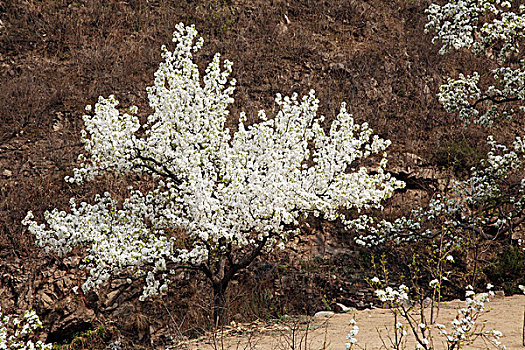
(432, 137, 487, 178)
(486, 245, 525, 295)
(53, 325, 119, 350)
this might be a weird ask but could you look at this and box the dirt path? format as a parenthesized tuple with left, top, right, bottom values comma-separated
(183, 295, 525, 350)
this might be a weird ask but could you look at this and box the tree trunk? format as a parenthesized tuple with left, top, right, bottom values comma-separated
(212, 281, 229, 327)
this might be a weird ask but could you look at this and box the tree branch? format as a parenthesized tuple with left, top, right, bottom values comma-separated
(472, 94, 521, 108)
(134, 152, 183, 185)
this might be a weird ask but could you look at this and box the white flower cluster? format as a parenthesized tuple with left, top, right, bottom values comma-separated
(368, 283, 505, 350)
(425, 0, 516, 56)
(344, 319, 359, 350)
(374, 284, 410, 306)
(426, 1, 524, 125)
(352, 195, 462, 248)
(438, 285, 506, 349)
(438, 66, 525, 126)
(429, 279, 440, 288)
(24, 23, 403, 300)
(353, 135, 525, 248)
(0, 308, 51, 350)
(438, 72, 482, 123)
(479, 7, 525, 59)
(371, 281, 424, 349)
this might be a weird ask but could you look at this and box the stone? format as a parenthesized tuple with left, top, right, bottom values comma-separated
(111, 279, 127, 289)
(334, 303, 355, 313)
(314, 311, 334, 318)
(40, 293, 54, 309)
(105, 290, 120, 307)
(112, 303, 135, 319)
(494, 290, 505, 299)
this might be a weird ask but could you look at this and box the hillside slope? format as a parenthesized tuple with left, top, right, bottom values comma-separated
(0, 0, 510, 348)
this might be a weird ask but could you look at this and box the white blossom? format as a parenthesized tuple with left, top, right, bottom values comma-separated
(444, 287, 506, 348)
(371, 284, 506, 349)
(426, 1, 524, 125)
(24, 23, 403, 302)
(352, 135, 525, 255)
(0, 308, 51, 350)
(374, 285, 410, 305)
(345, 319, 359, 349)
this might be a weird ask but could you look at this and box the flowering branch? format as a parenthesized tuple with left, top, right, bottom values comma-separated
(0, 308, 51, 350)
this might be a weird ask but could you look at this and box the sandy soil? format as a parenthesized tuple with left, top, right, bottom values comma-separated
(184, 295, 525, 350)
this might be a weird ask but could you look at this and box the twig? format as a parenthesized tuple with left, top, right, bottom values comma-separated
(522, 306, 524, 347)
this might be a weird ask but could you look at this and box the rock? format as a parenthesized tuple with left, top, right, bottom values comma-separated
(40, 293, 54, 309)
(330, 62, 346, 72)
(314, 311, 334, 318)
(474, 292, 490, 301)
(44, 292, 96, 344)
(2, 169, 12, 177)
(111, 279, 127, 289)
(334, 303, 355, 313)
(494, 290, 505, 299)
(105, 290, 120, 307)
(112, 303, 135, 319)
(54, 278, 66, 291)
(275, 22, 288, 36)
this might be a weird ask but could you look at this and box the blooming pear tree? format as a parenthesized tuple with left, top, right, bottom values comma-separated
(425, 0, 525, 126)
(343, 3, 524, 348)
(354, 1, 525, 247)
(348, 0, 525, 307)
(405, 0, 525, 246)
(23, 23, 403, 324)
